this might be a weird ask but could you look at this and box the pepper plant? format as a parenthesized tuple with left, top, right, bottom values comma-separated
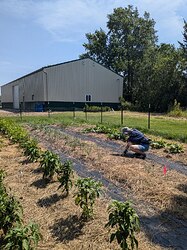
(21, 139, 41, 162)
(4, 222, 42, 250)
(40, 150, 62, 180)
(57, 160, 74, 195)
(74, 177, 102, 220)
(0, 190, 23, 234)
(105, 200, 140, 250)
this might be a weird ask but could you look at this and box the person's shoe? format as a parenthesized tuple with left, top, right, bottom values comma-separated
(121, 150, 128, 156)
(135, 153, 146, 159)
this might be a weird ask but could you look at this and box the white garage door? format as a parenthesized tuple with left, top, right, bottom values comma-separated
(13, 85, 19, 109)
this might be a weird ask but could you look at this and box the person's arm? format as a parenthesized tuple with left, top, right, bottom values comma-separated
(124, 142, 131, 153)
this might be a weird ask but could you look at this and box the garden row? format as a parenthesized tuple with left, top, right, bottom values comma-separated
(0, 119, 140, 250)
(83, 124, 184, 154)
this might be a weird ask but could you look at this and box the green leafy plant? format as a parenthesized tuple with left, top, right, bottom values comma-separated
(168, 99, 183, 117)
(0, 193, 23, 234)
(4, 222, 42, 250)
(21, 139, 41, 162)
(56, 160, 74, 195)
(40, 150, 61, 180)
(108, 131, 126, 140)
(83, 104, 111, 112)
(105, 200, 140, 250)
(164, 143, 184, 154)
(83, 125, 126, 141)
(150, 139, 166, 149)
(74, 177, 102, 220)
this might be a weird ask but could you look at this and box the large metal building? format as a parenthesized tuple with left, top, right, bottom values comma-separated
(1, 58, 123, 111)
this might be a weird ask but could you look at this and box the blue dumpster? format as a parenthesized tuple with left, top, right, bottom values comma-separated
(35, 104, 44, 112)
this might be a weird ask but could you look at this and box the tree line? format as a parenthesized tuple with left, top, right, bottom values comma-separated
(80, 5, 187, 112)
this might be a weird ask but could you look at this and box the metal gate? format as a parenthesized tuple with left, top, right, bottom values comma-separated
(13, 85, 19, 109)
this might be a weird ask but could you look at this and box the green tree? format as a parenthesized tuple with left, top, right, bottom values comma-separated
(80, 5, 157, 101)
(134, 44, 186, 112)
(179, 20, 187, 59)
(178, 20, 187, 106)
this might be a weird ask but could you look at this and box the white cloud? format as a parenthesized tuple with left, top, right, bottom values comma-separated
(0, 0, 186, 43)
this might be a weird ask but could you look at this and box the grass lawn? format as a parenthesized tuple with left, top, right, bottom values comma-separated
(1, 110, 187, 142)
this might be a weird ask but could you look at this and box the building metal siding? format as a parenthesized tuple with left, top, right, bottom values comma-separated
(1, 58, 123, 110)
(45, 58, 123, 103)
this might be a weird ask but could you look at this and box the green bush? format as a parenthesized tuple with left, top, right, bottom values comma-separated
(168, 99, 183, 117)
(83, 104, 111, 112)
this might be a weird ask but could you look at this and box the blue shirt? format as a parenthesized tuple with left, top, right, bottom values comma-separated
(127, 129, 149, 145)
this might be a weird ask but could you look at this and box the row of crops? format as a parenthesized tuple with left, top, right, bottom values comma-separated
(83, 124, 184, 154)
(0, 119, 140, 250)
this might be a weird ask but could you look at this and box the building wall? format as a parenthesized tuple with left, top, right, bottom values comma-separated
(1, 59, 123, 110)
(45, 59, 123, 103)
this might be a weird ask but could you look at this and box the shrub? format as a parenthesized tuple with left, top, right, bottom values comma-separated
(83, 104, 111, 112)
(168, 99, 183, 117)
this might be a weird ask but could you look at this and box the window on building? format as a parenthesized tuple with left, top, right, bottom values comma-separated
(32, 94, 34, 100)
(85, 94, 92, 102)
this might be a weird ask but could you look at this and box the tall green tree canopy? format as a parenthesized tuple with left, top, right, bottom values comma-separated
(178, 20, 187, 106)
(80, 5, 157, 101)
(134, 44, 186, 112)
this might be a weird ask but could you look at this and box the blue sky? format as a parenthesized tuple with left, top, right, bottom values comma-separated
(0, 0, 187, 89)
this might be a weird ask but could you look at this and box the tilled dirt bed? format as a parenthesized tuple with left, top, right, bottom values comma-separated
(1, 119, 187, 249)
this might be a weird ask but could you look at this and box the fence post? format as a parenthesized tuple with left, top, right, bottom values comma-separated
(73, 102, 75, 119)
(148, 104, 151, 129)
(85, 103, 87, 121)
(121, 106, 123, 125)
(19, 103, 22, 120)
(101, 102, 103, 123)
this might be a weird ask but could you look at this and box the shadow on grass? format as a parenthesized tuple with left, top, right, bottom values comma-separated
(50, 215, 85, 242)
(37, 193, 67, 207)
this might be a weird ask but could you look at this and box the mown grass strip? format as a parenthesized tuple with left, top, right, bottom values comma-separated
(1, 111, 187, 142)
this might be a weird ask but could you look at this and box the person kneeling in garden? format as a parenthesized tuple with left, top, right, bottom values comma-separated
(122, 127, 150, 159)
